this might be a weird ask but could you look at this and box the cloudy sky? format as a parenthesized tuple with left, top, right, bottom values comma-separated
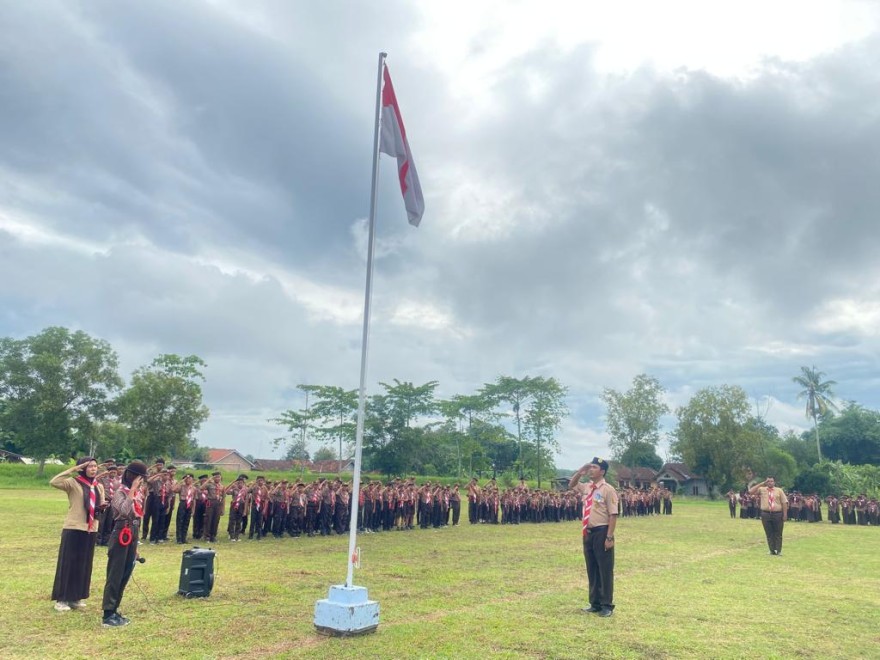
(2, 0, 879, 468)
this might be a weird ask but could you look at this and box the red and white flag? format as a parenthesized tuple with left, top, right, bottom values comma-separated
(380, 65, 424, 227)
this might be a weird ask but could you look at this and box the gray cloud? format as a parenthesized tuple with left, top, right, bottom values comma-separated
(1, 2, 878, 467)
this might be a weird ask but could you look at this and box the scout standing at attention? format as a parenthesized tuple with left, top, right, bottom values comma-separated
(569, 457, 619, 617)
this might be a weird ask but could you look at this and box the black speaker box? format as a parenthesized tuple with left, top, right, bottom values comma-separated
(178, 547, 215, 598)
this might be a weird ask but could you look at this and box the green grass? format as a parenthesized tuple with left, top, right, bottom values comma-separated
(0, 490, 877, 659)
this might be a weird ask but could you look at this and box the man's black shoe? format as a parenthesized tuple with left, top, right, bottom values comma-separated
(581, 606, 602, 613)
(102, 613, 129, 627)
(598, 608, 614, 617)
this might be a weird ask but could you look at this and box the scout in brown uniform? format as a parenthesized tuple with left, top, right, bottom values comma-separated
(226, 475, 249, 541)
(159, 465, 178, 541)
(855, 495, 868, 525)
(467, 478, 480, 524)
(192, 474, 209, 539)
(96, 463, 119, 546)
(140, 458, 165, 540)
(202, 472, 224, 543)
(248, 476, 269, 540)
(825, 495, 840, 524)
(175, 473, 197, 543)
(570, 456, 619, 617)
(749, 477, 789, 555)
(50, 457, 107, 612)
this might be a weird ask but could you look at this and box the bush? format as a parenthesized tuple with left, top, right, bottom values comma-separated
(793, 466, 832, 496)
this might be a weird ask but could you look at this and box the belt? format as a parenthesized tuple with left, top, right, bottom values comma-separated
(761, 510, 782, 514)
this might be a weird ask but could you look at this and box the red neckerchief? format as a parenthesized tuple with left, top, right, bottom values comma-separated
(75, 474, 97, 528)
(582, 483, 598, 537)
(120, 485, 145, 518)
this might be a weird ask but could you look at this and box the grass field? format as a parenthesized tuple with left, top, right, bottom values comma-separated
(0, 490, 878, 660)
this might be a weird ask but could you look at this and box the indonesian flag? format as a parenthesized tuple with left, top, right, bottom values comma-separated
(379, 65, 424, 227)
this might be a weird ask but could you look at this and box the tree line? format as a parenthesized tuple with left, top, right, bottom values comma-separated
(603, 371, 880, 496)
(0, 327, 209, 473)
(272, 376, 569, 487)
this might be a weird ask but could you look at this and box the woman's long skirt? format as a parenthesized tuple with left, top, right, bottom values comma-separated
(51, 529, 97, 602)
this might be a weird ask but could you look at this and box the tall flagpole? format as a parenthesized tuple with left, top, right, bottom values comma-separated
(344, 50, 387, 588)
(314, 52, 385, 636)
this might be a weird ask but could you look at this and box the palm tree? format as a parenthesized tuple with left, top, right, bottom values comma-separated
(792, 366, 838, 461)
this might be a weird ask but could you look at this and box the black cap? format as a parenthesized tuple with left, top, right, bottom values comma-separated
(590, 457, 609, 474)
(125, 461, 149, 478)
(198, 474, 209, 480)
(237, 474, 248, 481)
(211, 471, 221, 476)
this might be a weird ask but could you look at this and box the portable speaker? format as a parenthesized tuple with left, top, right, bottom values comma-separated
(178, 547, 215, 598)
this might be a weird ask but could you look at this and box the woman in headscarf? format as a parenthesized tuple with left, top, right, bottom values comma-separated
(101, 460, 147, 627)
(50, 456, 106, 612)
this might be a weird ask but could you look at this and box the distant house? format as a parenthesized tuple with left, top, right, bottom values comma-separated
(615, 465, 657, 490)
(205, 448, 257, 472)
(310, 459, 354, 474)
(0, 449, 26, 463)
(655, 462, 710, 496)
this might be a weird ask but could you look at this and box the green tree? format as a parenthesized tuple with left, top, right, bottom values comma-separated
(670, 385, 763, 492)
(116, 354, 209, 459)
(302, 385, 358, 470)
(363, 381, 439, 475)
(0, 327, 123, 473)
(483, 376, 538, 478)
(523, 376, 568, 487)
(793, 465, 832, 496)
(439, 393, 496, 478)
(283, 438, 310, 462)
(314, 446, 337, 462)
(618, 441, 663, 470)
(380, 379, 439, 429)
(601, 374, 670, 460)
(793, 366, 838, 461)
(87, 421, 132, 462)
(779, 429, 819, 469)
(271, 384, 322, 465)
(814, 402, 880, 465)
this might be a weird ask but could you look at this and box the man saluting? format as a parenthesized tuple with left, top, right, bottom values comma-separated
(569, 457, 619, 617)
(749, 476, 788, 555)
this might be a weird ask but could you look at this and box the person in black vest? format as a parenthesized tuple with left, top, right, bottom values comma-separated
(101, 460, 147, 627)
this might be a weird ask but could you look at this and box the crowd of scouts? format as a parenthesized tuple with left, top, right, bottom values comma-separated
(51, 455, 678, 626)
(727, 489, 880, 525)
(619, 486, 673, 517)
(89, 461, 676, 547)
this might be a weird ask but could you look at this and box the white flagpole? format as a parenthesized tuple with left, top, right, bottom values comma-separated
(344, 50, 387, 589)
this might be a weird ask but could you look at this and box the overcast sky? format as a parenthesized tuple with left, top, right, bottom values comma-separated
(2, 1, 879, 468)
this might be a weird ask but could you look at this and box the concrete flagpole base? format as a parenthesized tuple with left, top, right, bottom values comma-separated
(314, 585, 380, 636)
